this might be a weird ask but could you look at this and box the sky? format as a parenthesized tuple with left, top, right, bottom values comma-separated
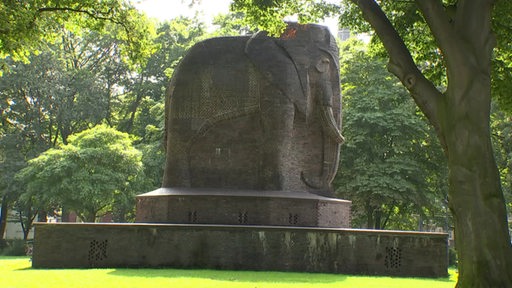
(132, 0, 339, 34)
(133, 0, 231, 27)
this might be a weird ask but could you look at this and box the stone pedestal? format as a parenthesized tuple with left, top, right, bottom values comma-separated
(136, 188, 351, 228)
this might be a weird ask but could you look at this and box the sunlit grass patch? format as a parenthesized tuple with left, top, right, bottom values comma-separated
(0, 257, 456, 288)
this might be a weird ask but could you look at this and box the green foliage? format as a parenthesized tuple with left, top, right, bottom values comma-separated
(132, 98, 165, 190)
(448, 247, 458, 267)
(144, 17, 206, 87)
(0, 28, 135, 145)
(0, 0, 156, 69)
(231, 0, 339, 35)
(335, 39, 447, 230)
(339, 0, 512, 112)
(341, 1, 444, 84)
(16, 125, 143, 222)
(0, 15, 208, 229)
(491, 102, 512, 228)
(491, 0, 512, 112)
(117, 17, 206, 134)
(211, 12, 255, 37)
(0, 240, 28, 256)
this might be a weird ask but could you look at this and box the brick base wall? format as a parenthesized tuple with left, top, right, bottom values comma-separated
(136, 188, 351, 228)
(32, 223, 448, 278)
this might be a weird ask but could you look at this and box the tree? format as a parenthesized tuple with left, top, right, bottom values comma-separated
(335, 38, 447, 230)
(231, 0, 512, 286)
(0, 0, 155, 69)
(118, 17, 206, 134)
(0, 16, 206, 230)
(0, 109, 51, 243)
(17, 125, 143, 222)
(0, 24, 139, 231)
(210, 12, 254, 36)
(0, 134, 28, 245)
(0, 24, 142, 146)
(491, 103, 512, 236)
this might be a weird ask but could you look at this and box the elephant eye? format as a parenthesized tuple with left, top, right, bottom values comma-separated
(315, 57, 330, 73)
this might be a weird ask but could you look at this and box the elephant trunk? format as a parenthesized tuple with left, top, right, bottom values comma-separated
(320, 106, 345, 144)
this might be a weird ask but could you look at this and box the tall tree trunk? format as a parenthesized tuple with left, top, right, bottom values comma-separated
(374, 209, 382, 229)
(443, 73, 512, 287)
(61, 207, 70, 222)
(351, 0, 512, 285)
(365, 200, 375, 228)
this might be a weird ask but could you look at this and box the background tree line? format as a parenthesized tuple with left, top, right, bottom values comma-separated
(1, 0, 511, 240)
(0, 13, 209, 241)
(0, 5, 254, 244)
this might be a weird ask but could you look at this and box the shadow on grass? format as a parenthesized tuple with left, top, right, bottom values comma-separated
(15, 266, 33, 271)
(108, 268, 455, 284)
(108, 268, 348, 284)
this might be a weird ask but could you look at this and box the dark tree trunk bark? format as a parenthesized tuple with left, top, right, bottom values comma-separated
(86, 212, 97, 223)
(350, 0, 512, 285)
(443, 73, 512, 287)
(365, 201, 375, 229)
(37, 210, 47, 222)
(374, 209, 382, 229)
(0, 195, 8, 246)
(19, 211, 33, 241)
(61, 207, 70, 222)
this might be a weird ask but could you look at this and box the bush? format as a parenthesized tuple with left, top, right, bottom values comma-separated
(448, 247, 457, 267)
(0, 239, 28, 256)
(0, 239, 7, 249)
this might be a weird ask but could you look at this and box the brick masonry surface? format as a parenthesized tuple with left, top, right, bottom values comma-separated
(135, 188, 351, 228)
(32, 223, 448, 278)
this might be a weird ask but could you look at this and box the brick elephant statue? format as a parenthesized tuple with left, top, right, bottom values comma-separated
(162, 23, 344, 196)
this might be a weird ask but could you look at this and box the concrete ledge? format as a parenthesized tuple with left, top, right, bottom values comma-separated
(32, 223, 448, 278)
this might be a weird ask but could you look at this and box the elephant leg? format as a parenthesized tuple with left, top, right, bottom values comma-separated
(260, 87, 295, 190)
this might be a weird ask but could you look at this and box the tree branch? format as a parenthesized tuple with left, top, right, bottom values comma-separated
(351, 0, 447, 151)
(453, 0, 495, 64)
(414, 0, 459, 62)
(37, 7, 116, 23)
(36, 6, 133, 47)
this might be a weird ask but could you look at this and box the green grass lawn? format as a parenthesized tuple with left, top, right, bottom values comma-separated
(0, 257, 457, 288)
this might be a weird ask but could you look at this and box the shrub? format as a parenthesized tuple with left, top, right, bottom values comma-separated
(448, 247, 457, 267)
(0, 239, 28, 256)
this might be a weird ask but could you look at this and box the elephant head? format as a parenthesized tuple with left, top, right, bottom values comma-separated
(245, 23, 344, 192)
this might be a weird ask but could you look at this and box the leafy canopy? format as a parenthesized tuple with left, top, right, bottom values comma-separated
(16, 125, 143, 222)
(335, 38, 446, 229)
(0, 0, 156, 70)
(231, 0, 339, 34)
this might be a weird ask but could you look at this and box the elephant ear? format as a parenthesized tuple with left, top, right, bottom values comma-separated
(276, 24, 339, 89)
(274, 26, 312, 101)
(245, 31, 309, 116)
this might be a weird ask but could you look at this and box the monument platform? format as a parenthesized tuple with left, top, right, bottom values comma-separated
(135, 188, 351, 228)
(32, 222, 448, 278)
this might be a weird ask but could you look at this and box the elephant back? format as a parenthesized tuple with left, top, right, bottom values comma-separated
(168, 36, 260, 135)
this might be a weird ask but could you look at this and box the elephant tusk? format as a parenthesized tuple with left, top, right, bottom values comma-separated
(321, 106, 345, 144)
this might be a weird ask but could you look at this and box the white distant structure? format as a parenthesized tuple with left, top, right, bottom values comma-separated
(338, 28, 350, 41)
(1, 209, 34, 240)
